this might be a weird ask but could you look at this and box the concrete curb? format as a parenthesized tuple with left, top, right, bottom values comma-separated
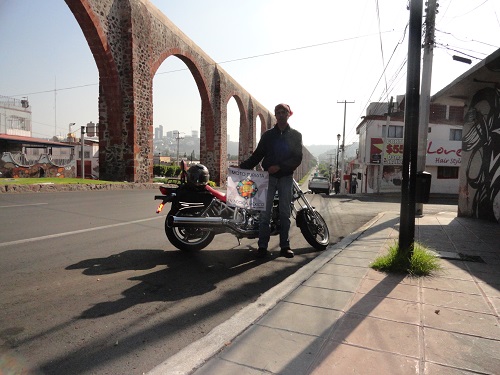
(147, 212, 389, 375)
(0, 182, 161, 194)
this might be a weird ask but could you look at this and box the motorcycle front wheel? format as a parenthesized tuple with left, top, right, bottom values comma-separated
(165, 208, 215, 251)
(297, 208, 330, 250)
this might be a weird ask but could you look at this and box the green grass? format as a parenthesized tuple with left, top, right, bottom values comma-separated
(371, 241, 442, 276)
(0, 177, 124, 185)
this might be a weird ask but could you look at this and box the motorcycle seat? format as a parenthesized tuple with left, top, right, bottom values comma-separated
(205, 184, 226, 203)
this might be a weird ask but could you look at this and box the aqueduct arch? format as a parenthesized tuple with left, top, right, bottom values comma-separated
(65, 0, 312, 184)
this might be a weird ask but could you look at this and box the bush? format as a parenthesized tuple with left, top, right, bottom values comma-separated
(370, 241, 442, 276)
(153, 165, 168, 177)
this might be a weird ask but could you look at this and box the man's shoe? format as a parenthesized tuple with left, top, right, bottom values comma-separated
(256, 248, 268, 258)
(280, 247, 294, 258)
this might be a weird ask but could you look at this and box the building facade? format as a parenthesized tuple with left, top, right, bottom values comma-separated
(0, 95, 31, 137)
(355, 99, 464, 195)
(432, 48, 500, 223)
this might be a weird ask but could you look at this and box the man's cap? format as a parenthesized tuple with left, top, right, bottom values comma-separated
(275, 103, 293, 116)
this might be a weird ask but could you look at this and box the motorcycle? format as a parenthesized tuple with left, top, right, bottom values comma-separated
(155, 163, 330, 252)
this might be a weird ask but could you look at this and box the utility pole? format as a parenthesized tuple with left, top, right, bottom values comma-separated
(80, 126, 85, 179)
(377, 98, 393, 193)
(416, 0, 438, 215)
(54, 77, 57, 137)
(337, 100, 355, 193)
(174, 131, 184, 166)
(399, 0, 423, 255)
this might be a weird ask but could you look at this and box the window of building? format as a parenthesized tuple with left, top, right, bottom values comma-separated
(437, 166, 459, 179)
(78, 151, 92, 159)
(388, 125, 403, 138)
(449, 129, 462, 141)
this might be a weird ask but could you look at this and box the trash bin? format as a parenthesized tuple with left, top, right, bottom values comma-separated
(415, 171, 431, 203)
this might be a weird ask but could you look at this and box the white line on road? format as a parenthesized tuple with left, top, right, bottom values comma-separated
(0, 216, 164, 247)
(0, 203, 49, 208)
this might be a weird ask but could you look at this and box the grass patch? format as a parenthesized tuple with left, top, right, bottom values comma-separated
(0, 177, 124, 185)
(371, 241, 442, 276)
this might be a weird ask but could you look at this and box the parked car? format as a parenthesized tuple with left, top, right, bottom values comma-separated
(308, 176, 330, 194)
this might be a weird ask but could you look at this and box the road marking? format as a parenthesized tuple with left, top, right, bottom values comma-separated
(0, 216, 164, 247)
(0, 203, 48, 208)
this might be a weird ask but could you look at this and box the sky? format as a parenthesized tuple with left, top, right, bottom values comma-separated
(1, 0, 499, 147)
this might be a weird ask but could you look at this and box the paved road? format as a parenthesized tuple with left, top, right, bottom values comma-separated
(0, 189, 457, 374)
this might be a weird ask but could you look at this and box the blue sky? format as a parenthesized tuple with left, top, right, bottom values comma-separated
(1, 0, 499, 146)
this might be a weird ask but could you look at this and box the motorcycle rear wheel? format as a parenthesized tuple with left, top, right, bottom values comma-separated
(297, 209, 330, 250)
(165, 208, 215, 251)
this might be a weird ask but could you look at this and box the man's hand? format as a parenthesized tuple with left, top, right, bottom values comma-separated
(268, 165, 280, 174)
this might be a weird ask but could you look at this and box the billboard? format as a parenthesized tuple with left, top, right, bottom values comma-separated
(370, 137, 403, 165)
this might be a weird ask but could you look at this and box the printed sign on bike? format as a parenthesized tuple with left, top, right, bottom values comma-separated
(227, 167, 269, 210)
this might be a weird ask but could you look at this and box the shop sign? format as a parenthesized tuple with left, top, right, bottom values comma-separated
(425, 140, 462, 166)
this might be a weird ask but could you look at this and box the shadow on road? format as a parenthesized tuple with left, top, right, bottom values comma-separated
(65, 245, 323, 319)
(30, 245, 324, 374)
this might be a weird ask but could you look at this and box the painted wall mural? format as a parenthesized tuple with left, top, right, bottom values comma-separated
(1, 152, 76, 179)
(460, 87, 500, 222)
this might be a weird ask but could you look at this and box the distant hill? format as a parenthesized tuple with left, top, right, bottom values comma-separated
(154, 137, 356, 161)
(304, 145, 336, 158)
(305, 143, 359, 160)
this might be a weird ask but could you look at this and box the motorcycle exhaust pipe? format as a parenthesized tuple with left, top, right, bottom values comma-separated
(167, 216, 229, 228)
(167, 215, 256, 236)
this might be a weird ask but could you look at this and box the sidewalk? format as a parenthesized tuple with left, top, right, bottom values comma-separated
(149, 211, 500, 375)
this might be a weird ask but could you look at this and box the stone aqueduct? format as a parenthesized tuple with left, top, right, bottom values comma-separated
(65, 0, 314, 185)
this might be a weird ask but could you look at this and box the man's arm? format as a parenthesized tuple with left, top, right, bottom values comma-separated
(239, 135, 267, 170)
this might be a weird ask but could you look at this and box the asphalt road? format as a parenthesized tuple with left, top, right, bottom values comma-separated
(0, 189, 457, 374)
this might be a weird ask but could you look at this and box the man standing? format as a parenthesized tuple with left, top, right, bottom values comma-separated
(240, 103, 303, 258)
(351, 177, 358, 194)
(334, 178, 341, 194)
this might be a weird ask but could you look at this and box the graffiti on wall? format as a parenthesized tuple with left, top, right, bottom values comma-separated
(1, 152, 76, 179)
(462, 87, 500, 222)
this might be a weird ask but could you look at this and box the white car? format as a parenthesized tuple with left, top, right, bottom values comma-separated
(308, 176, 330, 194)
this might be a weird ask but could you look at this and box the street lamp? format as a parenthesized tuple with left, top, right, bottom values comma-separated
(336, 134, 341, 178)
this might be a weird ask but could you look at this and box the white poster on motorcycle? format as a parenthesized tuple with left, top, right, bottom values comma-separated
(227, 167, 269, 211)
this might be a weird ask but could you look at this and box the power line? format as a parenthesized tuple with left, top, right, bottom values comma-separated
(8, 83, 98, 98)
(9, 30, 402, 98)
(375, 0, 388, 96)
(344, 24, 410, 143)
(434, 42, 483, 60)
(450, 0, 489, 19)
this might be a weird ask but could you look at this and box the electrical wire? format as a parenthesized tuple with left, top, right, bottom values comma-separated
(344, 23, 410, 143)
(435, 28, 499, 50)
(9, 30, 401, 98)
(450, 0, 489, 19)
(375, 0, 388, 98)
(434, 42, 483, 60)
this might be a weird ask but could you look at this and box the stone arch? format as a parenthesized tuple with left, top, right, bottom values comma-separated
(65, 0, 129, 180)
(151, 49, 215, 170)
(64, 0, 310, 185)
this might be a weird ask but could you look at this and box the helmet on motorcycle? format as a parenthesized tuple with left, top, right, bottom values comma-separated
(186, 164, 210, 186)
